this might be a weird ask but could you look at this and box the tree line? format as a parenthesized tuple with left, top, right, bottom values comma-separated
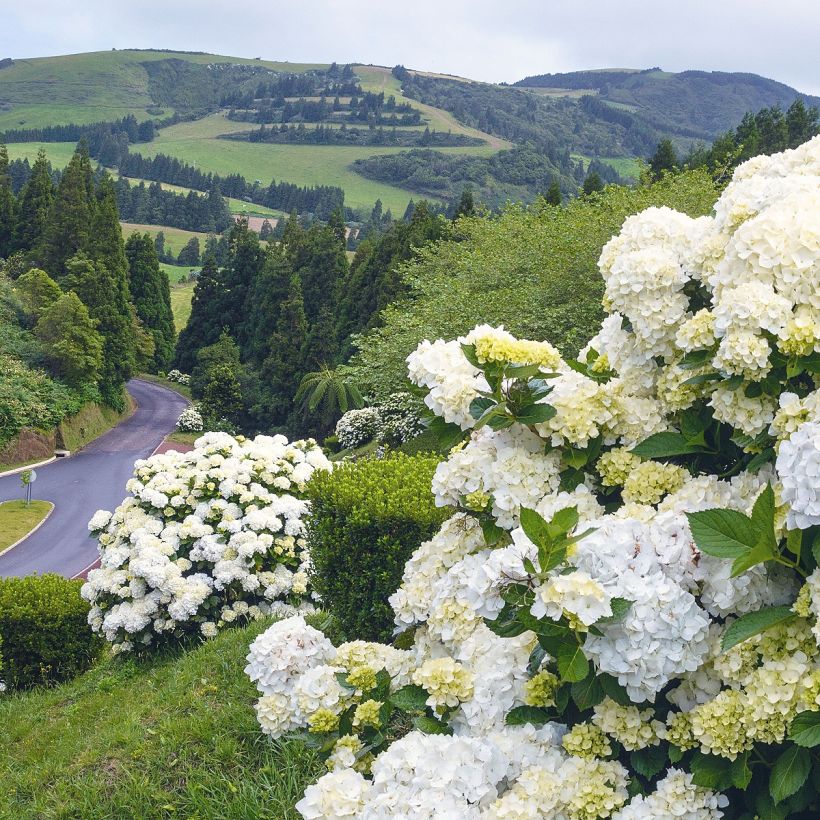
(174, 202, 448, 435)
(225, 122, 482, 147)
(0, 143, 175, 407)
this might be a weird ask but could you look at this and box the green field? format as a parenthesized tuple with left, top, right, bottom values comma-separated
(120, 222, 211, 256)
(170, 280, 196, 331)
(135, 114, 498, 212)
(5, 141, 79, 168)
(0, 50, 326, 131)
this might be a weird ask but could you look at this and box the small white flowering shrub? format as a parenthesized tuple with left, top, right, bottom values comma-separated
(166, 369, 191, 386)
(334, 407, 382, 450)
(375, 391, 424, 444)
(82, 432, 332, 653)
(176, 404, 203, 432)
(249, 138, 820, 817)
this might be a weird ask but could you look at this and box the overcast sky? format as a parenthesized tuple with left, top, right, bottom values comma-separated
(3, 0, 819, 94)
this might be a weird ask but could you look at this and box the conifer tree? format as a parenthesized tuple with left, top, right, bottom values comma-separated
(63, 252, 134, 408)
(544, 180, 562, 206)
(259, 273, 308, 427)
(125, 232, 175, 370)
(41, 144, 95, 278)
(13, 149, 53, 254)
(174, 254, 224, 372)
(0, 144, 17, 259)
(241, 247, 292, 365)
(14, 267, 61, 319)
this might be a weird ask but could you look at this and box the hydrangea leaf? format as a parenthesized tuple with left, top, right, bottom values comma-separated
(556, 642, 589, 682)
(389, 685, 428, 712)
(631, 431, 710, 458)
(721, 606, 795, 652)
(505, 705, 550, 726)
(686, 508, 758, 559)
(788, 711, 820, 748)
(769, 746, 810, 804)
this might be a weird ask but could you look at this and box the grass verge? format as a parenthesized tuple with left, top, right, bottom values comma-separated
(164, 431, 200, 447)
(136, 373, 192, 401)
(0, 619, 321, 819)
(57, 395, 136, 453)
(0, 500, 53, 552)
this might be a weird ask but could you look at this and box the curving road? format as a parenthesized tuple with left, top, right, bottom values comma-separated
(0, 379, 187, 579)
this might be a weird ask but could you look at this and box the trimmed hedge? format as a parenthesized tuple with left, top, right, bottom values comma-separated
(306, 453, 448, 642)
(0, 574, 102, 689)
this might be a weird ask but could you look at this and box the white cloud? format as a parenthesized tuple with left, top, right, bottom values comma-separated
(1, 0, 818, 94)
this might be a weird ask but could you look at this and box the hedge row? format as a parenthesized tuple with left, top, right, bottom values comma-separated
(306, 452, 448, 641)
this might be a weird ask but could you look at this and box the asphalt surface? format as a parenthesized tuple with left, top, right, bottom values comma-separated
(0, 379, 187, 579)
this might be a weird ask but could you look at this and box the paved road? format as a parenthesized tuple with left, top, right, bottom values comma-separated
(0, 379, 187, 579)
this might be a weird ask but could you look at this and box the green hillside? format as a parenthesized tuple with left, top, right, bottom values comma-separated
(0, 618, 319, 819)
(0, 49, 324, 130)
(513, 67, 820, 141)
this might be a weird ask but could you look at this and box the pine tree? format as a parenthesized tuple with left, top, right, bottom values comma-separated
(241, 246, 292, 365)
(0, 144, 17, 258)
(453, 187, 475, 219)
(63, 252, 134, 408)
(258, 273, 308, 427)
(177, 236, 201, 266)
(41, 144, 95, 278)
(174, 254, 224, 372)
(12, 149, 53, 254)
(125, 232, 175, 370)
(649, 139, 678, 180)
(544, 180, 562, 206)
(582, 171, 604, 196)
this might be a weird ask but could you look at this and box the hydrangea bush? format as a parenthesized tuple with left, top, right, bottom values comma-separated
(82, 433, 331, 653)
(176, 404, 204, 432)
(166, 369, 191, 386)
(249, 138, 820, 817)
(335, 407, 382, 450)
(335, 394, 424, 450)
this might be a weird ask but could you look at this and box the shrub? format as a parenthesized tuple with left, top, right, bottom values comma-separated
(251, 138, 820, 817)
(0, 574, 101, 689)
(176, 404, 203, 432)
(306, 452, 448, 641)
(374, 391, 423, 444)
(335, 406, 382, 449)
(82, 432, 331, 653)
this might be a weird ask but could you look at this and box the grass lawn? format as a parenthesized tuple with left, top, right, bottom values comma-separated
(135, 111, 499, 213)
(120, 222, 210, 257)
(0, 500, 53, 552)
(0, 619, 321, 818)
(170, 280, 196, 331)
(164, 431, 200, 447)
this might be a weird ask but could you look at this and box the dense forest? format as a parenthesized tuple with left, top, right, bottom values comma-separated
(0, 142, 175, 450)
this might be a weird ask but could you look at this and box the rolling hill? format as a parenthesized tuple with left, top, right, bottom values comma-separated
(513, 67, 820, 141)
(2, 50, 817, 218)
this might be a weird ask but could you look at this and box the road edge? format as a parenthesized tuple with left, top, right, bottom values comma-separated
(0, 456, 57, 479)
(0, 501, 56, 557)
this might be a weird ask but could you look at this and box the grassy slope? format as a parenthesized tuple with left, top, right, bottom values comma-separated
(0, 619, 320, 819)
(170, 280, 196, 330)
(2, 53, 505, 213)
(120, 222, 211, 256)
(0, 500, 53, 551)
(0, 50, 324, 130)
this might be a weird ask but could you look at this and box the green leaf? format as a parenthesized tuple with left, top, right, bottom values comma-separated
(556, 642, 589, 682)
(630, 745, 667, 779)
(686, 508, 757, 559)
(721, 606, 796, 652)
(470, 397, 496, 420)
(548, 506, 579, 540)
(460, 343, 481, 368)
(730, 752, 753, 790)
(631, 431, 708, 458)
(668, 744, 683, 763)
(682, 371, 722, 386)
(414, 715, 452, 735)
(596, 596, 633, 625)
(389, 685, 428, 712)
(570, 672, 604, 711)
(745, 448, 775, 473)
(750, 484, 776, 550)
(789, 711, 820, 748)
(480, 517, 505, 546)
(769, 746, 810, 804)
(690, 751, 732, 790)
(427, 416, 465, 450)
(599, 673, 632, 706)
(515, 403, 556, 425)
(506, 363, 543, 381)
(505, 705, 550, 726)
(730, 537, 776, 577)
(679, 348, 715, 370)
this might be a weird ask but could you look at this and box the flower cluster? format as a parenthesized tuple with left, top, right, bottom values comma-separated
(166, 369, 190, 386)
(176, 404, 203, 432)
(250, 137, 820, 818)
(82, 432, 331, 652)
(335, 407, 382, 450)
